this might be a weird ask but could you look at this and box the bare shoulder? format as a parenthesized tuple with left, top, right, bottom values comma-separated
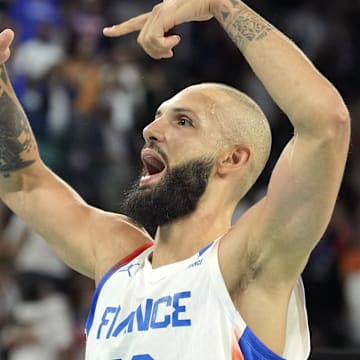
(93, 211, 153, 283)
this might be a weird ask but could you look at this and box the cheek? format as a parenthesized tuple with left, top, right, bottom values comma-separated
(204, 130, 222, 147)
(168, 133, 217, 163)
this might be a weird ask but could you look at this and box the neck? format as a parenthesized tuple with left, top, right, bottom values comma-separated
(150, 201, 233, 268)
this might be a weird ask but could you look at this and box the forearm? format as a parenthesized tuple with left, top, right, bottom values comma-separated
(213, 0, 348, 131)
(0, 64, 39, 192)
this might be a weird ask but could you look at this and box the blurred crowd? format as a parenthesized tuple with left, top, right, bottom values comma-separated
(0, 0, 359, 358)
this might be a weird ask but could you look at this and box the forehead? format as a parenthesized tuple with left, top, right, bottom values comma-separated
(158, 86, 224, 118)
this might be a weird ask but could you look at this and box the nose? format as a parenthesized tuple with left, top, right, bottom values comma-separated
(142, 119, 166, 143)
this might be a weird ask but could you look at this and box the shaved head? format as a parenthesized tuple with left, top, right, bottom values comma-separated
(179, 83, 272, 196)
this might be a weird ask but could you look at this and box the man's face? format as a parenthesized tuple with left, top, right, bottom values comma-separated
(120, 88, 221, 234)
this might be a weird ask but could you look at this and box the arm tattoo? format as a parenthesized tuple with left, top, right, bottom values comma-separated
(217, 0, 272, 51)
(0, 65, 36, 178)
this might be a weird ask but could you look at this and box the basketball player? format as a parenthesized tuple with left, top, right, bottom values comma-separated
(0, 0, 350, 358)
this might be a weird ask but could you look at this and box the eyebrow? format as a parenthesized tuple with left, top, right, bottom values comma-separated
(155, 107, 200, 121)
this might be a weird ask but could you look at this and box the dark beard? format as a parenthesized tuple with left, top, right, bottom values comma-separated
(120, 157, 214, 236)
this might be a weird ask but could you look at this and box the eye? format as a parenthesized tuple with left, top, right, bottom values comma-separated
(177, 116, 193, 127)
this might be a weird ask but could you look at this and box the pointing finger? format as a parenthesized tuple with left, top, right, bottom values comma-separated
(103, 12, 151, 37)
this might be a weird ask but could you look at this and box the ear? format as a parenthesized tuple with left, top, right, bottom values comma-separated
(216, 145, 250, 176)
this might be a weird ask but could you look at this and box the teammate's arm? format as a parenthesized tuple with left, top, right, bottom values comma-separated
(0, 29, 148, 281)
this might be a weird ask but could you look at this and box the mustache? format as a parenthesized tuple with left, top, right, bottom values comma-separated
(143, 142, 169, 167)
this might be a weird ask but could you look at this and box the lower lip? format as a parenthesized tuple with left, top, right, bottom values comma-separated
(139, 170, 165, 186)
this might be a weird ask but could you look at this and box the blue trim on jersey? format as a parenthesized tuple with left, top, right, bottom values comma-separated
(85, 265, 117, 336)
(198, 241, 213, 257)
(239, 327, 286, 360)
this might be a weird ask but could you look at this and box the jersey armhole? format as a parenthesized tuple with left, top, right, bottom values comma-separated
(115, 242, 154, 269)
(208, 239, 288, 360)
(85, 241, 154, 336)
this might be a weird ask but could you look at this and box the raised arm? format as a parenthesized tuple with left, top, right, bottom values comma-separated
(211, 4, 350, 350)
(103, 0, 350, 282)
(212, 0, 350, 282)
(0, 31, 38, 190)
(0, 30, 149, 281)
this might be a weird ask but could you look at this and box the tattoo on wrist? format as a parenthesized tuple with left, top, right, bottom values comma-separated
(217, 0, 272, 51)
(0, 65, 35, 178)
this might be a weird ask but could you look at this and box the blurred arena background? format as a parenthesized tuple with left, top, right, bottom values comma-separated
(0, 0, 359, 359)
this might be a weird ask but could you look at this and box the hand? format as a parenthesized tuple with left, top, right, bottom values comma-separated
(103, 0, 214, 59)
(0, 29, 14, 65)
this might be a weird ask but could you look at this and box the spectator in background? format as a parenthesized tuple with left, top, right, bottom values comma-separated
(8, 0, 63, 106)
(1, 214, 70, 287)
(303, 201, 353, 347)
(67, 0, 105, 46)
(12, 22, 65, 139)
(0, 277, 74, 360)
(67, 276, 95, 360)
(0, 215, 75, 359)
(0, 255, 20, 359)
(9, 0, 61, 42)
(99, 44, 145, 164)
(12, 22, 64, 84)
(341, 226, 360, 346)
(59, 34, 100, 116)
(52, 32, 106, 206)
(96, 44, 145, 209)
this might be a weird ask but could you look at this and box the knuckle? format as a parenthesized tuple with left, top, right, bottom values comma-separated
(144, 47, 156, 59)
(144, 34, 156, 48)
(137, 33, 145, 46)
(152, 4, 162, 12)
(143, 42, 161, 59)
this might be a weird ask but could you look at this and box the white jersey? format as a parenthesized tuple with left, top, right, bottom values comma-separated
(85, 240, 310, 360)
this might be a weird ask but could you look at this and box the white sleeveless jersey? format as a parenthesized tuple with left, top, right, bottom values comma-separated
(85, 240, 310, 360)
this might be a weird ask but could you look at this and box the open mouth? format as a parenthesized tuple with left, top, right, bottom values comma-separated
(140, 148, 167, 186)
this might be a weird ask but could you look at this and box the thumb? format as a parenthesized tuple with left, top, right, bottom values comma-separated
(0, 29, 15, 50)
(0, 29, 15, 65)
(161, 35, 181, 58)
